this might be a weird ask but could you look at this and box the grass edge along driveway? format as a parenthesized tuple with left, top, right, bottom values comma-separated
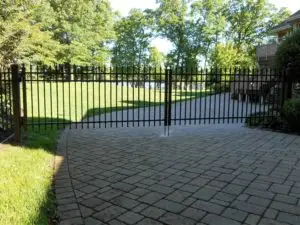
(0, 83, 209, 225)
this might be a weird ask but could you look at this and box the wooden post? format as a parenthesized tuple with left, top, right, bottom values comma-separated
(11, 64, 21, 144)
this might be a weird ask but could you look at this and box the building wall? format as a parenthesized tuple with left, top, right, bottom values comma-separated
(256, 16, 300, 68)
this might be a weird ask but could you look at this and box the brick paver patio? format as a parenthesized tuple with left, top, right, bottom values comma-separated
(55, 125, 300, 225)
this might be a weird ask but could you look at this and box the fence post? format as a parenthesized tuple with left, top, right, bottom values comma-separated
(163, 66, 172, 135)
(11, 64, 21, 144)
(164, 67, 169, 128)
(21, 64, 27, 133)
(168, 67, 172, 126)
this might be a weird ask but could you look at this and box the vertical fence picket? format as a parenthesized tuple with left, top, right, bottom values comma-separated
(126, 66, 129, 127)
(92, 66, 96, 128)
(189, 67, 192, 125)
(74, 65, 77, 129)
(104, 66, 107, 128)
(199, 68, 203, 124)
(253, 68, 258, 123)
(98, 66, 101, 128)
(241, 67, 245, 121)
(21, 65, 27, 132)
(80, 66, 84, 129)
(121, 66, 124, 127)
(8, 68, 12, 131)
(11, 64, 21, 143)
(164, 67, 168, 128)
(153, 66, 157, 126)
(143, 66, 146, 127)
(218, 68, 221, 124)
(184, 67, 188, 125)
(148, 66, 151, 126)
(42, 66, 46, 129)
(168, 67, 172, 127)
(3, 68, 8, 130)
(257, 67, 262, 124)
(132, 65, 135, 127)
(0, 68, 3, 129)
(159, 66, 162, 126)
(115, 66, 118, 128)
(62, 66, 65, 129)
(174, 66, 178, 125)
(180, 67, 183, 125)
(227, 67, 232, 123)
(68, 65, 71, 129)
(235, 68, 240, 123)
(194, 66, 197, 125)
(137, 66, 140, 126)
(232, 67, 237, 123)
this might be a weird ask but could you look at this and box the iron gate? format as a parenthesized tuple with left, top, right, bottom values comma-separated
(11, 64, 288, 133)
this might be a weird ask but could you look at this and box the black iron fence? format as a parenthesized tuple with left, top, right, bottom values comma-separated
(19, 65, 288, 129)
(0, 67, 13, 132)
(3, 63, 297, 142)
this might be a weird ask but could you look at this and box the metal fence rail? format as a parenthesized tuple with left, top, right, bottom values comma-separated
(15, 65, 284, 131)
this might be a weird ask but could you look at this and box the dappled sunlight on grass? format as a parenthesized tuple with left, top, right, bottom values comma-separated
(0, 129, 59, 225)
(22, 83, 208, 123)
(0, 82, 209, 225)
(0, 145, 54, 225)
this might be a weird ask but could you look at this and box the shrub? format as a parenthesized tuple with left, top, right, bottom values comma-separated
(231, 92, 239, 100)
(245, 112, 266, 127)
(282, 98, 300, 132)
(245, 112, 283, 129)
(275, 29, 300, 71)
(213, 83, 230, 94)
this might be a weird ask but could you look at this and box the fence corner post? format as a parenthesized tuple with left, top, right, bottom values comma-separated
(11, 64, 21, 144)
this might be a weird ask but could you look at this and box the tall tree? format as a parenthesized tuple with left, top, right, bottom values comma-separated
(112, 9, 153, 67)
(203, 0, 291, 68)
(0, 0, 61, 65)
(190, 0, 226, 66)
(148, 47, 165, 68)
(155, 0, 189, 65)
(225, 0, 291, 52)
(49, 0, 116, 65)
(210, 43, 255, 68)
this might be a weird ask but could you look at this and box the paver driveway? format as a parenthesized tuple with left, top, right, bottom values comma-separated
(84, 93, 267, 128)
(55, 125, 300, 225)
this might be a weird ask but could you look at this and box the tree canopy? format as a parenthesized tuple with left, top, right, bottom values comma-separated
(275, 29, 300, 70)
(0, 0, 292, 68)
(111, 9, 153, 67)
(0, 0, 116, 66)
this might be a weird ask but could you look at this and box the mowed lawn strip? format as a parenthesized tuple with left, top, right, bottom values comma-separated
(1, 83, 208, 225)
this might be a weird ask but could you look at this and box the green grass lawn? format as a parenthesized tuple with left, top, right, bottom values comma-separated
(0, 129, 58, 225)
(23, 82, 208, 125)
(0, 81, 208, 225)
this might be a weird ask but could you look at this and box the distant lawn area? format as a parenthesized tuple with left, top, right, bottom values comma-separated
(0, 82, 208, 225)
(23, 82, 208, 125)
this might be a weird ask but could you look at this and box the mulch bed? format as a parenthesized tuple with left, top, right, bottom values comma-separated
(0, 128, 13, 143)
(248, 123, 300, 136)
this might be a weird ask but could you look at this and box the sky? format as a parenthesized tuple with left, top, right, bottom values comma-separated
(110, 0, 300, 54)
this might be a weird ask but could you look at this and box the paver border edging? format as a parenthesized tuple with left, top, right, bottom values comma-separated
(55, 130, 84, 225)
